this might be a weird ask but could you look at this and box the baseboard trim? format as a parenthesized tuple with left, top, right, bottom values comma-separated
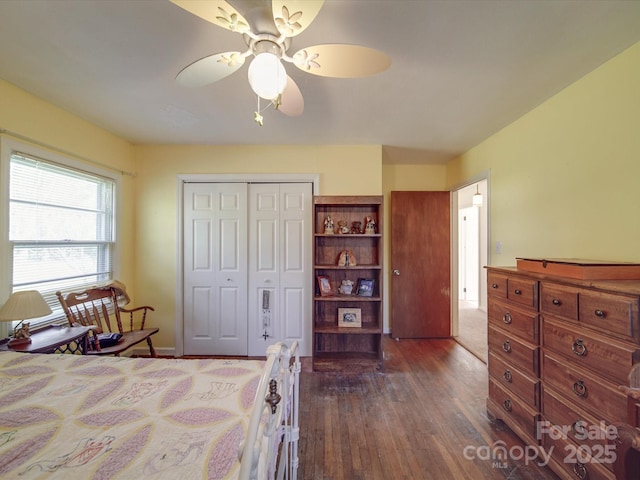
(131, 346, 177, 357)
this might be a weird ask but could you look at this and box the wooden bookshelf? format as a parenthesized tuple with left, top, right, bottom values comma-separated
(312, 196, 383, 372)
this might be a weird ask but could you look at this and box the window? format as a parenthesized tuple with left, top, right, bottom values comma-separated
(3, 142, 119, 325)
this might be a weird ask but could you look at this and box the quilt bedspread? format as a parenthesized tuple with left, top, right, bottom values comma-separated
(0, 350, 264, 479)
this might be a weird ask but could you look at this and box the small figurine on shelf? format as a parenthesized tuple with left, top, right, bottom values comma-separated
(324, 216, 334, 234)
(364, 216, 376, 235)
(338, 250, 357, 266)
(339, 279, 354, 295)
(350, 221, 362, 234)
(337, 220, 349, 234)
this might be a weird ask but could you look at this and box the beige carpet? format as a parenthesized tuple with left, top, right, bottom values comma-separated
(456, 300, 488, 363)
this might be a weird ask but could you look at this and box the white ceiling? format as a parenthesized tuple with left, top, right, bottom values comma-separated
(0, 0, 639, 164)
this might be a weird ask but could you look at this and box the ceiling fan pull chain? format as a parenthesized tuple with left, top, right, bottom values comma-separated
(254, 96, 264, 126)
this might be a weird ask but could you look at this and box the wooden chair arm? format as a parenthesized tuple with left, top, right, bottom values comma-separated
(119, 305, 155, 314)
(117, 305, 155, 330)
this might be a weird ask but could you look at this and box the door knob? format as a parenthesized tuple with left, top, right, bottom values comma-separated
(393, 269, 400, 276)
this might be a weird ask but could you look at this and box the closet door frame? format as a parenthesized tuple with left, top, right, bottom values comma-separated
(175, 173, 320, 357)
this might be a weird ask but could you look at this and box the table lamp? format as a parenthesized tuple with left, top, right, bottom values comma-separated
(0, 291, 52, 348)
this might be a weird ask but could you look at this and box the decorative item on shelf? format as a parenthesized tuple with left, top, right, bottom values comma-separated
(323, 216, 335, 234)
(339, 280, 354, 295)
(317, 276, 333, 297)
(0, 290, 52, 348)
(338, 250, 357, 267)
(350, 221, 362, 234)
(338, 308, 362, 328)
(364, 216, 376, 235)
(356, 278, 375, 297)
(337, 220, 349, 234)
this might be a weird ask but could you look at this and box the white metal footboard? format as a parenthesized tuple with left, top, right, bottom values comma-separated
(238, 342, 301, 480)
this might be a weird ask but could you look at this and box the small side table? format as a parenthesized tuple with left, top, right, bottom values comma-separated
(0, 325, 93, 354)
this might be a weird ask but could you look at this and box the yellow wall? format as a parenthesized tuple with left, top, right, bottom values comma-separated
(447, 41, 640, 265)
(132, 144, 383, 348)
(0, 79, 138, 296)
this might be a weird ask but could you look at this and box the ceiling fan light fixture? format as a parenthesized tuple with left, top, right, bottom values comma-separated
(248, 52, 287, 100)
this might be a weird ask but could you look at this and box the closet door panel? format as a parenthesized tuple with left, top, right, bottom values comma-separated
(184, 183, 248, 355)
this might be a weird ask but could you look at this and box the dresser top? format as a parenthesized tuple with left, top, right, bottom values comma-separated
(487, 265, 640, 296)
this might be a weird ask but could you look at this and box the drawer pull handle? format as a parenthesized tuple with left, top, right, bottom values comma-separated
(503, 370, 512, 383)
(502, 312, 512, 324)
(594, 309, 606, 318)
(572, 462, 588, 480)
(502, 340, 512, 353)
(571, 419, 586, 437)
(492, 283, 499, 289)
(552, 298, 561, 306)
(502, 398, 512, 412)
(572, 379, 588, 398)
(572, 338, 587, 357)
(514, 289, 522, 295)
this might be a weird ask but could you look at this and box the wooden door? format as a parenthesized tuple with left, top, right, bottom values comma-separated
(391, 191, 451, 338)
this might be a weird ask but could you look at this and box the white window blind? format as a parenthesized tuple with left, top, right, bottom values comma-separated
(9, 152, 115, 320)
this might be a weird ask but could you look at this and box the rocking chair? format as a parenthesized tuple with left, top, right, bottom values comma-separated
(56, 282, 158, 357)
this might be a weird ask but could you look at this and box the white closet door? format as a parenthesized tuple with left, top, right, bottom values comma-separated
(183, 183, 248, 355)
(248, 183, 311, 356)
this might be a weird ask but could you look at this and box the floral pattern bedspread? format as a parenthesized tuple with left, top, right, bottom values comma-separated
(0, 351, 264, 479)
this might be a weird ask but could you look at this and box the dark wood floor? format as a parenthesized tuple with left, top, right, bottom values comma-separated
(298, 336, 559, 480)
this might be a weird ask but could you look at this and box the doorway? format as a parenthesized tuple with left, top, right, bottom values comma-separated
(454, 179, 488, 362)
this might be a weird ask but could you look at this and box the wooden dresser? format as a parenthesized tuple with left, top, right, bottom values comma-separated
(487, 262, 640, 480)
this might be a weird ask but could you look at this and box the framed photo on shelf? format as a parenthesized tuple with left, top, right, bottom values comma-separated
(317, 275, 333, 297)
(356, 278, 375, 297)
(338, 308, 362, 328)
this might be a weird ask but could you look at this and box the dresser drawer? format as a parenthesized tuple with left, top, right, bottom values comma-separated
(507, 277, 538, 309)
(488, 352, 540, 409)
(542, 430, 615, 480)
(488, 272, 508, 299)
(542, 317, 639, 385)
(579, 291, 639, 342)
(488, 378, 540, 443)
(542, 353, 627, 424)
(489, 299, 539, 344)
(540, 282, 579, 320)
(489, 325, 539, 378)
(542, 388, 616, 472)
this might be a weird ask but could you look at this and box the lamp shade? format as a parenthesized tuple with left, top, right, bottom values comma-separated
(248, 52, 287, 100)
(0, 291, 52, 321)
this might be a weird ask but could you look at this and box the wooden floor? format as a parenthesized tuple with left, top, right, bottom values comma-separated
(298, 336, 559, 480)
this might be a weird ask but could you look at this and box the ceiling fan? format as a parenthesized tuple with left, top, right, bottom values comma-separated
(170, 0, 391, 124)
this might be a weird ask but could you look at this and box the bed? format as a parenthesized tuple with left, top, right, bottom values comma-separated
(0, 341, 300, 480)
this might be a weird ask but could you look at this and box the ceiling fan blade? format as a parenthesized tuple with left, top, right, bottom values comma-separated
(292, 44, 391, 78)
(272, 0, 324, 37)
(277, 75, 304, 116)
(176, 52, 246, 88)
(170, 0, 251, 34)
